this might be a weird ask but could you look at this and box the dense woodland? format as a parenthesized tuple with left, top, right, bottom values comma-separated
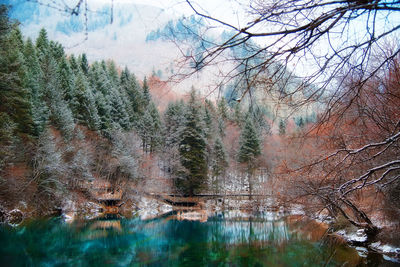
(0, 6, 274, 215)
(1, 2, 400, 244)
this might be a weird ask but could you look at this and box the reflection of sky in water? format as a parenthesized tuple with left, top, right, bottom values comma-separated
(0, 212, 389, 266)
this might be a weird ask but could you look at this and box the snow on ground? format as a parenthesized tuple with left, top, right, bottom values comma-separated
(336, 229, 368, 243)
(370, 242, 400, 262)
(137, 196, 173, 220)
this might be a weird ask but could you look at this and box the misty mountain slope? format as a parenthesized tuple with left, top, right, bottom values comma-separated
(7, 1, 183, 78)
(7, 0, 317, 123)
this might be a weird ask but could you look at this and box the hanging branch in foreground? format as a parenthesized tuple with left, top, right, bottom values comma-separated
(178, 0, 400, 106)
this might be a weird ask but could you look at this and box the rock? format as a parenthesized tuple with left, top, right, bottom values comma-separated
(356, 229, 365, 237)
(355, 246, 368, 258)
(8, 209, 24, 225)
(0, 205, 7, 223)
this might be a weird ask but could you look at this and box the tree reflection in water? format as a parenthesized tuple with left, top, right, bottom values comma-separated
(0, 212, 394, 266)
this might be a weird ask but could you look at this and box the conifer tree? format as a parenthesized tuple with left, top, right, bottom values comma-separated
(57, 55, 75, 103)
(238, 115, 261, 198)
(49, 41, 64, 63)
(217, 97, 229, 121)
(68, 54, 80, 75)
(164, 100, 186, 147)
(80, 53, 89, 75)
(120, 67, 140, 123)
(24, 38, 49, 136)
(203, 99, 216, 140)
(148, 102, 162, 152)
(40, 53, 75, 139)
(162, 100, 186, 176)
(106, 60, 119, 86)
(233, 102, 244, 126)
(178, 89, 208, 196)
(211, 137, 228, 194)
(137, 102, 161, 153)
(142, 76, 151, 107)
(89, 62, 112, 132)
(72, 70, 100, 130)
(109, 87, 130, 130)
(35, 28, 49, 60)
(238, 116, 261, 164)
(0, 13, 34, 137)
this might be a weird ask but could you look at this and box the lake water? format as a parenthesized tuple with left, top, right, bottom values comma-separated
(0, 211, 395, 266)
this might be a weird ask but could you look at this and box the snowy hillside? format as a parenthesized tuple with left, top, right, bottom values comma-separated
(7, 1, 181, 78)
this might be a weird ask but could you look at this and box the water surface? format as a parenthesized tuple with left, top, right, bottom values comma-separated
(0, 211, 395, 266)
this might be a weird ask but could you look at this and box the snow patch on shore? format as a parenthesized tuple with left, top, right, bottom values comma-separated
(336, 229, 368, 243)
(137, 197, 173, 220)
(370, 242, 400, 262)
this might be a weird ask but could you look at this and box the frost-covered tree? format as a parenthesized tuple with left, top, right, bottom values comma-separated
(57, 55, 75, 104)
(40, 53, 75, 139)
(211, 137, 228, 194)
(79, 53, 89, 75)
(72, 70, 100, 130)
(137, 102, 161, 153)
(120, 67, 141, 123)
(0, 19, 34, 137)
(33, 129, 65, 201)
(35, 28, 49, 60)
(177, 89, 208, 195)
(109, 87, 131, 130)
(142, 76, 151, 107)
(162, 100, 186, 176)
(23, 38, 50, 136)
(238, 115, 261, 198)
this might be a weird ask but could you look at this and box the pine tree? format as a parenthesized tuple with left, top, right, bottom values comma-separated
(68, 54, 80, 74)
(106, 60, 119, 86)
(109, 87, 131, 130)
(137, 102, 161, 153)
(57, 55, 75, 103)
(162, 100, 186, 176)
(35, 28, 49, 60)
(217, 97, 229, 121)
(80, 53, 89, 75)
(120, 67, 140, 124)
(238, 115, 261, 198)
(164, 100, 186, 147)
(203, 99, 216, 140)
(72, 70, 100, 130)
(216, 97, 229, 137)
(211, 137, 228, 194)
(0, 13, 34, 137)
(178, 89, 208, 196)
(142, 76, 151, 106)
(89, 62, 112, 132)
(233, 102, 244, 126)
(40, 53, 75, 139)
(49, 40, 64, 63)
(238, 116, 261, 164)
(24, 38, 49, 136)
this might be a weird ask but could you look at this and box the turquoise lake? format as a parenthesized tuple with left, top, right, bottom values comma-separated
(0, 211, 396, 266)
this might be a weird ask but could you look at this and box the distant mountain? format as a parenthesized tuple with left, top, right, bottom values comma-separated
(7, 1, 180, 79)
(6, 0, 317, 123)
